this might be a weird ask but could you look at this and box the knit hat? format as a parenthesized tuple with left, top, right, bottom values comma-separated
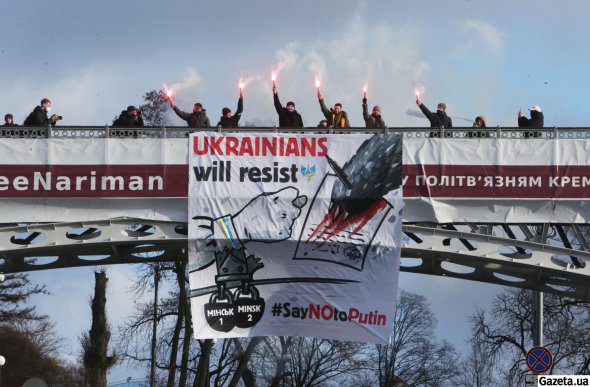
(127, 105, 138, 112)
(222, 107, 231, 115)
(437, 103, 446, 112)
(373, 105, 381, 112)
(286, 101, 295, 108)
(529, 105, 541, 112)
(194, 103, 203, 109)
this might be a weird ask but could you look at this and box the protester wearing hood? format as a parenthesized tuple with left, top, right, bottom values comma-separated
(112, 105, 145, 127)
(24, 98, 62, 126)
(473, 116, 487, 128)
(317, 89, 350, 128)
(416, 96, 453, 130)
(362, 96, 386, 129)
(469, 115, 488, 138)
(170, 100, 210, 128)
(273, 84, 303, 128)
(217, 89, 243, 128)
(3, 114, 18, 127)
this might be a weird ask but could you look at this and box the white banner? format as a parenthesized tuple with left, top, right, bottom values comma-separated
(402, 138, 590, 222)
(188, 132, 403, 343)
(0, 137, 589, 223)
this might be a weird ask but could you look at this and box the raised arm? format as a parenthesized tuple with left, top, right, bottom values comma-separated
(418, 102, 434, 120)
(236, 97, 244, 117)
(172, 105, 191, 122)
(319, 98, 331, 120)
(362, 98, 370, 122)
(273, 91, 282, 115)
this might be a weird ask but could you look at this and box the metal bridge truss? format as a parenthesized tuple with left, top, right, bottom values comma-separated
(0, 219, 588, 300)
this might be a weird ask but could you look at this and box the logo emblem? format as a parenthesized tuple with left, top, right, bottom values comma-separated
(300, 165, 316, 182)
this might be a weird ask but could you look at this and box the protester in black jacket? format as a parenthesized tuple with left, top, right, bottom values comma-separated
(416, 97, 453, 129)
(273, 85, 303, 128)
(112, 106, 145, 127)
(3, 114, 18, 126)
(518, 105, 544, 138)
(518, 106, 544, 128)
(24, 98, 61, 126)
(217, 90, 243, 128)
(170, 100, 210, 128)
(362, 97, 387, 129)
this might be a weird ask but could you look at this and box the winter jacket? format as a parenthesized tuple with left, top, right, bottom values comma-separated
(172, 106, 211, 128)
(24, 106, 55, 126)
(273, 93, 303, 128)
(319, 99, 350, 128)
(362, 99, 387, 129)
(518, 110, 544, 138)
(418, 103, 453, 129)
(112, 111, 145, 127)
(217, 97, 243, 128)
(518, 111, 544, 128)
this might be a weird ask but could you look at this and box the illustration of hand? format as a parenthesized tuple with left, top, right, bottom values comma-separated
(232, 187, 307, 243)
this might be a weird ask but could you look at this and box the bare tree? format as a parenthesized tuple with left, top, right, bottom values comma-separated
(374, 290, 459, 387)
(0, 325, 83, 386)
(250, 336, 369, 387)
(453, 334, 497, 387)
(82, 270, 116, 387)
(13, 318, 62, 357)
(471, 288, 590, 385)
(0, 272, 47, 324)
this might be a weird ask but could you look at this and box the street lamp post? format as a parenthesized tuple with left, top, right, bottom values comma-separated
(0, 355, 6, 387)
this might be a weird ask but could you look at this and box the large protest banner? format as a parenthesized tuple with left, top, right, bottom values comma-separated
(0, 138, 188, 222)
(0, 136, 589, 224)
(188, 132, 403, 343)
(402, 138, 590, 222)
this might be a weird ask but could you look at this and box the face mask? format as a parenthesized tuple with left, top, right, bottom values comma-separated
(45, 106, 52, 112)
(287, 107, 294, 112)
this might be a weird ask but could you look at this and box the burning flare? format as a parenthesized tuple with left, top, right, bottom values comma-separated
(163, 84, 173, 100)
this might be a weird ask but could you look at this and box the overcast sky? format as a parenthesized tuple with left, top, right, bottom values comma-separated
(2, 0, 590, 128)
(4, 0, 589, 382)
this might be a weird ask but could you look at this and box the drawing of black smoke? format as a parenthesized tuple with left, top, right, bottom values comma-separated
(330, 134, 402, 217)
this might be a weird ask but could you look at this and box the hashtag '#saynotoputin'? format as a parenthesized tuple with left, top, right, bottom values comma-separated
(271, 303, 283, 316)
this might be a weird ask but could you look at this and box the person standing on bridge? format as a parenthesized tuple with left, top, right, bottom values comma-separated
(24, 98, 62, 126)
(468, 115, 488, 138)
(317, 89, 350, 129)
(169, 100, 211, 128)
(415, 95, 453, 130)
(112, 105, 145, 127)
(3, 114, 18, 126)
(273, 83, 303, 128)
(362, 91, 387, 129)
(518, 105, 544, 138)
(217, 88, 243, 128)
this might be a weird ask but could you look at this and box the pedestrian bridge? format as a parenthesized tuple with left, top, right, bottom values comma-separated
(1, 126, 589, 301)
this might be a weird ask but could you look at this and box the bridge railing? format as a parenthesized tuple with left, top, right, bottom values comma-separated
(2, 126, 590, 139)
